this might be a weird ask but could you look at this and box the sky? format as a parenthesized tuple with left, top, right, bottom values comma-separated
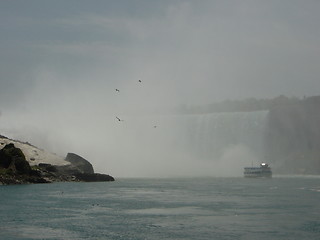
(0, 0, 320, 177)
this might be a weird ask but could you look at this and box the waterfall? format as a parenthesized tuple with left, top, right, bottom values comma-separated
(178, 111, 268, 162)
(109, 111, 269, 177)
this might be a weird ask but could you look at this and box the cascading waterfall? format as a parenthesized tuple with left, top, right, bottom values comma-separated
(117, 111, 269, 176)
(178, 111, 268, 162)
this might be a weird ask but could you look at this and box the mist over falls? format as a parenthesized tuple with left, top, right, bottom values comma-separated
(2, 0, 320, 178)
(1, 96, 320, 177)
(113, 96, 320, 177)
(180, 111, 267, 162)
(109, 111, 268, 177)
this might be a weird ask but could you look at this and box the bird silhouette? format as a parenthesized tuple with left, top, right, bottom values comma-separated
(138, 80, 142, 83)
(115, 89, 120, 92)
(116, 117, 123, 122)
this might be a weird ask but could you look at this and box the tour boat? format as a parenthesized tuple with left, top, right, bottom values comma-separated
(244, 162, 272, 178)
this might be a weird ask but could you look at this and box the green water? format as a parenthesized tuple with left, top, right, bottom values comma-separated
(1, 177, 320, 240)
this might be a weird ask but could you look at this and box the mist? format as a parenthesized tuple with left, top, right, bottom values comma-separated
(1, 0, 320, 177)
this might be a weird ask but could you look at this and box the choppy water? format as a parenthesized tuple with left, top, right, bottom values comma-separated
(1, 177, 320, 240)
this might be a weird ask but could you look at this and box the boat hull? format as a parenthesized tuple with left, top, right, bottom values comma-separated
(244, 163, 272, 178)
(244, 171, 272, 178)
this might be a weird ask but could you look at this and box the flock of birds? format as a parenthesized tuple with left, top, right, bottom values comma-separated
(114, 80, 157, 128)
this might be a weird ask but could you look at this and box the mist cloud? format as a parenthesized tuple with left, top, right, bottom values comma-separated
(1, 0, 320, 177)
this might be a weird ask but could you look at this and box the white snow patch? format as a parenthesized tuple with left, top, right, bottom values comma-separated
(0, 137, 69, 166)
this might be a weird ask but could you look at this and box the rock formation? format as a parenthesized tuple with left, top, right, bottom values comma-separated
(65, 153, 94, 174)
(0, 143, 50, 184)
(0, 141, 114, 185)
(0, 143, 31, 174)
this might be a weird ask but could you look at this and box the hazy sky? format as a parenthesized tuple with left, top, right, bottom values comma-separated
(1, 0, 320, 177)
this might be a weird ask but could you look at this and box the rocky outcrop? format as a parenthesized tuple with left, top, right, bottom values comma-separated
(65, 153, 94, 174)
(62, 153, 114, 182)
(0, 143, 32, 174)
(0, 143, 115, 185)
(75, 173, 115, 182)
(0, 143, 50, 184)
(0, 135, 70, 167)
(36, 161, 115, 183)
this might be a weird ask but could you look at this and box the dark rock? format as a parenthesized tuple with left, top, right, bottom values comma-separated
(26, 175, 51, 184)
(46, 164, 115, 182)
(38, 163, 58, 172)
(35, 162, 115, 183)
(0, 143, 115, 184)
(0, 144, 50, 184)
(0, 174, 22, 185)
(0, 143, 31, 175)
(75, 173, 115, 182)
(0, 135, 8, 139)
(65, 153, 94, 174)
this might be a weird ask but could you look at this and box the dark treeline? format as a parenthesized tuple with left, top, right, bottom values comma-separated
(177, 95, 307, 114)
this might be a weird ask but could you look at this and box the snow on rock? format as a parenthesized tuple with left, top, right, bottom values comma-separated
(0, 136, 69, 166)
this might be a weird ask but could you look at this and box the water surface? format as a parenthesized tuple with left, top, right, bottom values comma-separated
(1, 177, 320, 239)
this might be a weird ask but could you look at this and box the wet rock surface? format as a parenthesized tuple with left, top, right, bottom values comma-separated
(0, 143, 114, 185)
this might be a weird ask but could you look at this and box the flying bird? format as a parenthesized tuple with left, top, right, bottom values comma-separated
(115, 89, 120, 92)
(138, 79, 142, 83)
(116, 117, 123, 122)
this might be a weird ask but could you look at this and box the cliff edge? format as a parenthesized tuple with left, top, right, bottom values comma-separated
(0, 136, 114, 185)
